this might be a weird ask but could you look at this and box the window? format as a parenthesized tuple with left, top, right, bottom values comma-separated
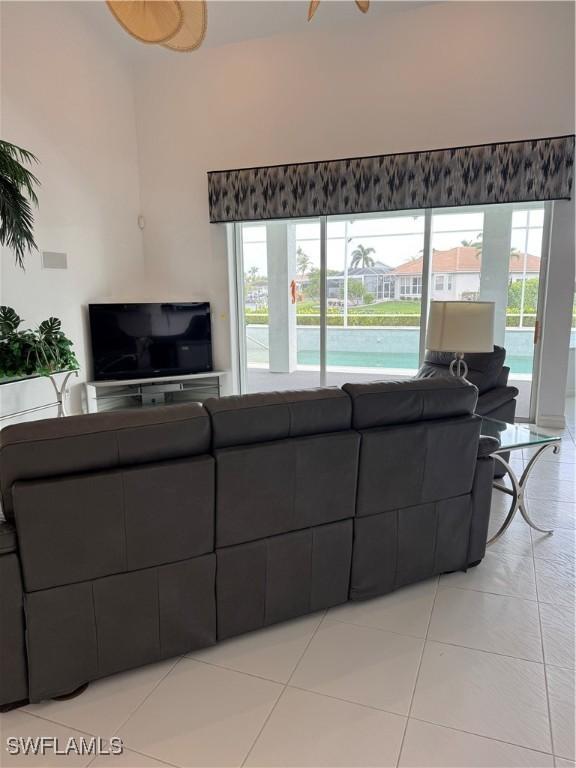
(435, 274, 445, 291)
(399, 276, 422, 298)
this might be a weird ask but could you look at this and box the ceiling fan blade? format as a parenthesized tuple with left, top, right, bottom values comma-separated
(163, 0, 207, 51)
(355, 0, 370, 12)
(308, 0, 320, 21)
(107, 0, 183, 44)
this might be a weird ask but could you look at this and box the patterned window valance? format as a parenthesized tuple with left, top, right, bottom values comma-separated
(208, 135, 574, 223)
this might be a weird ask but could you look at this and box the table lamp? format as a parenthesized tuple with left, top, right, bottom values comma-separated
(426, 301, 495, 379)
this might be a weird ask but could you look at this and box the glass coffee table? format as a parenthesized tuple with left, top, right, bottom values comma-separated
(480, 417, 562, 545)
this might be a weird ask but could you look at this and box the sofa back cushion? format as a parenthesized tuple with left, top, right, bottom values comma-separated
(13, 455, 215, 592)
(416, 346, 506, 394)
(205, 388, 352, 448)
(342, 378, 478, 429)
(343, 379, 481, 516)
(204, 390, 360, 547)
(0, 404, 210, 520)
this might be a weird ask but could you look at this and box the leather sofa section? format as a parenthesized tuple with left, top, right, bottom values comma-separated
(417, 346, 506, 394)
(350, 495, 473, 600)
(475, 386, 520, 417)
(205, 388, 351, 449)
(216, 520, 353, 639)
(25, 554, 216, 702)
(214, 431, 360, 546)
(0, 404, 210, 520)
(355, 416, 480, 516)
(14, 456, 214, 592)
(0, 552, 28, 706)
(343, 378, 478, 430)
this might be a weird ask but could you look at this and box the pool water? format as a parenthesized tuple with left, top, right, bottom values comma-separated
(297, 350, 534, 374)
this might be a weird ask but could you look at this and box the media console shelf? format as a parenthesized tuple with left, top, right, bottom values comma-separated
(85, 371, 228, 413)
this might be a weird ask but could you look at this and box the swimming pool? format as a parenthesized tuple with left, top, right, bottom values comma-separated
(297, 350, 534, 373)
(246, 325, 537, 375)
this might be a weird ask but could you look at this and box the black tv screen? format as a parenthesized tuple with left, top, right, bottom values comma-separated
(89, 302, 212, 381)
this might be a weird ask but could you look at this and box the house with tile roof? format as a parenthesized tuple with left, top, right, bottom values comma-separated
(388, 246, 541, 301)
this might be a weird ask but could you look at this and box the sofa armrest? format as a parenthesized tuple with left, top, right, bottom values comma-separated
(475, 386, 519, 417)
(497, 366, 510, 386)
(0, 519, 18, 555)
(478, 436, 500, 458)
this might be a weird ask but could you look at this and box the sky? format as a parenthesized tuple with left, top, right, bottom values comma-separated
(241, 206, 544, 279)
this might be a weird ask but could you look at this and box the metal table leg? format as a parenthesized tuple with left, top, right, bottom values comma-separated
(487, 443, 559, 545)
(47, 370, 78, 417)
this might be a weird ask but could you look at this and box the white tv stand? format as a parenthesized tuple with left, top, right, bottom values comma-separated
(85, 371, 228, 413)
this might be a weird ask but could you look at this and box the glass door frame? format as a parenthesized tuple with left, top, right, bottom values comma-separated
(529, 201, 553, 423)
(319, 216, 327, 386)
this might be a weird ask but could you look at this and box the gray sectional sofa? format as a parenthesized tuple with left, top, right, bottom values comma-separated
(0, 378, 496, 710)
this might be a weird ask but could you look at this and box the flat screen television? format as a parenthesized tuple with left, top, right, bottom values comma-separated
(89, 302, 212, 381)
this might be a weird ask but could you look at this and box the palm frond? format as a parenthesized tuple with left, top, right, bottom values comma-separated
(0, 175, 38, 269)
(0, 140, 40, 268)
(0, 140, 39, 167)
(0, 151, 40, 205)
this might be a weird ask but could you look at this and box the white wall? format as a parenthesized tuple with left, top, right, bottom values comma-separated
(134, 1, 575, 413)
(0, 1, 145, 415)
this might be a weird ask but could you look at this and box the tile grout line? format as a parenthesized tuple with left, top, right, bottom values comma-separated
(240, 609, 328, 767)
(284, 682, 407, 717)
(187, 655, 291, 685)
(407, 715, 556, 759)
(533, 529, 558, 763)
(110, 655, 184, 740)
(395, 575, 439, 768)
(278, 683, 557, 758)
(3, 708, 98, 738)
(83, 656, 185, 768)
(111, 744, 180, 768)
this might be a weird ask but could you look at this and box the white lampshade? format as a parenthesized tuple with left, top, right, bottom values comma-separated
(426, 301, 495, 353)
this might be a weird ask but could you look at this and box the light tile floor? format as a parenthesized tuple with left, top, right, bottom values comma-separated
(2, 422, 574, 767)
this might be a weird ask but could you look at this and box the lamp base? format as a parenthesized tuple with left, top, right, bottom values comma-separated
(449, 352, 469, 379)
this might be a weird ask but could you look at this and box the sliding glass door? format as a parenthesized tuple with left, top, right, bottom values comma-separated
(237, 218, 322, 393)
(323, 212, 427, 386)
(428, 203, 547, 418)
(234, 203, 550, 417)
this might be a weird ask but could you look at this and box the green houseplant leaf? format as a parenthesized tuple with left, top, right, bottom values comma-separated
(0, 306, 78, 380)
(0, 305, 21, 337)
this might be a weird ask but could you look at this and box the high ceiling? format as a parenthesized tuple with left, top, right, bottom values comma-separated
(81, 0, 436, 59)
(201, 1, 434, 48)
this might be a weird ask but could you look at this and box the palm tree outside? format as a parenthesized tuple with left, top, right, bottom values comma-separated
(350, 243, 375, 269)
(296, 246, 312, 278)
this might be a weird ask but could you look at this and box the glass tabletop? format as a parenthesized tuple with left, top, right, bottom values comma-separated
(480, 417, 562, 452)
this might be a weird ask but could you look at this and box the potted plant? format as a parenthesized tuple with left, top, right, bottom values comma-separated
(0, 306, 79, 416)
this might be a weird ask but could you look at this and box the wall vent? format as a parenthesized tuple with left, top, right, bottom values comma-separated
(42, 252, 68, 269)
